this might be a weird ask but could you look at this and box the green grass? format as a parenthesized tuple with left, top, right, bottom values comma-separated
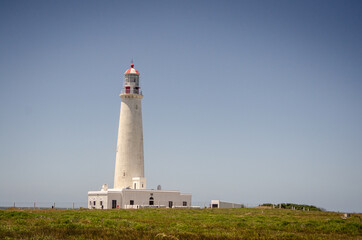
(0, 208, 361, 239)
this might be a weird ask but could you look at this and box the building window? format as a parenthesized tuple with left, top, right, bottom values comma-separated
(123, 171, 125, 177)
(100, 201, 103, 206)
(149, 197, 154, 206)
(93, 201, 96, 206)
(112, 200, 117, 209)
(130, 200, 134, 205)
(134, 183, 137, 189)
(183, 201, 187, 206)
(169, 201, 173, 208)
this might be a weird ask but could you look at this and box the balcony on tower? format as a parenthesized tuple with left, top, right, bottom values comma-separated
(121, 87, 143, 95)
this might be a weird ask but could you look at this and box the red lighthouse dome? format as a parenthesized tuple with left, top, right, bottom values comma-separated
(124, 64, 140, 75)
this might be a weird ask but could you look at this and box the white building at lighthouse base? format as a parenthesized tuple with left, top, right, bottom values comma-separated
(88, 185, 192, 209)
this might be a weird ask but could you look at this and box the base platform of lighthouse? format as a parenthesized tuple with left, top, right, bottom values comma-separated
(88, 185, 192, 209)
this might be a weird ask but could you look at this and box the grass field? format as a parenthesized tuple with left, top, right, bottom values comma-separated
(0, 208, 361, 239)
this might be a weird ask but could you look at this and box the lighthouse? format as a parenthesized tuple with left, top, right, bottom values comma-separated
(88, 63, 191, 209)
(114, 63, 146, 190)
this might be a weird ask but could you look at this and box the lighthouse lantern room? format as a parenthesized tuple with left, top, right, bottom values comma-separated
(123, 64, 141, 94)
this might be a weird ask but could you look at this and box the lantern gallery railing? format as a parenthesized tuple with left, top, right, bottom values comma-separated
(121, 90, 143, 95)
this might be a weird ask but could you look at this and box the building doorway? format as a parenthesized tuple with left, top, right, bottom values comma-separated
(112, 200, 117, 209)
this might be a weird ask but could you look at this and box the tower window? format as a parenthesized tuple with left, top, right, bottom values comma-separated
(130, 200, 134, 205)
(183, 201, 187, 206)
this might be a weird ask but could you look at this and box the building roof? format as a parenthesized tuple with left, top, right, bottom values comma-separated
(88, 188, 191, 195)
(124, 64, 140, 75)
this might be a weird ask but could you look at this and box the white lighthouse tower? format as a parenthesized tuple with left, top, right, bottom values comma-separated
(114, 63, 146, 190)
(88, 63, 191, 209)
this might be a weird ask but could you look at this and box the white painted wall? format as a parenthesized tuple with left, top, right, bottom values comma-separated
(121, 189, 191, 208)
(88, 191, 108, 209)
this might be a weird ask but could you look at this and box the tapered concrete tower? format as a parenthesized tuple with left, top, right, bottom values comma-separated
(113, 63, 146, 190)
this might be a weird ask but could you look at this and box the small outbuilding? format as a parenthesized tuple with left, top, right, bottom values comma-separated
(210, 200, 244, 209)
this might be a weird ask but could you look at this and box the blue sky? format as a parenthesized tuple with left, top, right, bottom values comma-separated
(0, 0, 361, 212)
